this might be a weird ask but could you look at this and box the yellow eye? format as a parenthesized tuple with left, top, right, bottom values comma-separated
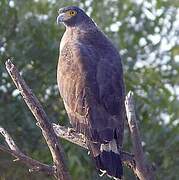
(69, 10, 77, 16)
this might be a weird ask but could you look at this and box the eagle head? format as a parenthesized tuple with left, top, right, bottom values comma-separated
(57, 6, 95, 28)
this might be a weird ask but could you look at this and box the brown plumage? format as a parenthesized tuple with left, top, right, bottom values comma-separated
(57, 6, 125, 179)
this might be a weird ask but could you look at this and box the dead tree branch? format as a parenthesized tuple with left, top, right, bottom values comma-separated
(125, 91, 155, 180)
(0, 127, 53, 175)
(5, 59, 71, 180)
(2, 60, 154, 180)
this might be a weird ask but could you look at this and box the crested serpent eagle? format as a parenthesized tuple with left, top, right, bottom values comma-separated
(57, 6, 125, 179)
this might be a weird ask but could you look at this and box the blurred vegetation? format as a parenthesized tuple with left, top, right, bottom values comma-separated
(0, 0, 179, 180)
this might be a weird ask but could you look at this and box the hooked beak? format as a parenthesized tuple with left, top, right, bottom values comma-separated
(56, 13, 66, 24)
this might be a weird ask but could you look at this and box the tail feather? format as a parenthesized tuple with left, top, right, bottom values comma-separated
(94, 150, 123, 179)
(88, 140, 123, 179)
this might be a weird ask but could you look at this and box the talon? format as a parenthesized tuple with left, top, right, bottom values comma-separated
(67, 127, 75, 135)
(79, 133, 85, 139)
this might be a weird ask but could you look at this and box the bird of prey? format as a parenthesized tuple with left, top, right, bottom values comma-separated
(56, 6, 125, 179)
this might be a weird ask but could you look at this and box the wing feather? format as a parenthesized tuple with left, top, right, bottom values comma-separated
(57, 34, 125, 145)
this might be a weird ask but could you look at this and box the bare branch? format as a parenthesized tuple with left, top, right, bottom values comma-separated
(3, 59, 154, 179)
(53, 124, 87, 149)
(5, 59, 71, 180)
(125, 91, 155, 180)
(0, 127, 53, 175)
(52, 124, 135, 168)
(0, 127, 20, 152)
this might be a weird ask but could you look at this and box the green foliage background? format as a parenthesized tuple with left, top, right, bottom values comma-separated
(0, 0, 179, 179)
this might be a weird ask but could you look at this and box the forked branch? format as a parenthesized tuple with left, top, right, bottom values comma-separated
(1, 60, 154, 180)
(0, 127, 53, 175)
(5, 59, 71, 180)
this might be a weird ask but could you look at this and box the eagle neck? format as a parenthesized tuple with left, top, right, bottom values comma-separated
(66, 25, 97, 38)
(65, 18, 97, 33)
